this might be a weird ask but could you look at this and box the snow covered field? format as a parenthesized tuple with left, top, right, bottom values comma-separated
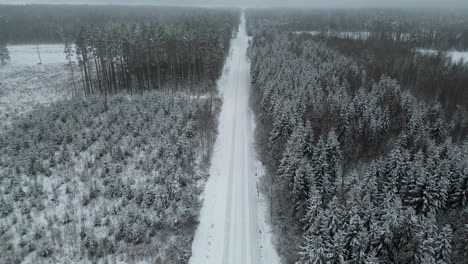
(189, 13, 280, 264)
(0, 44, 74, 127)
(7, 44, 74, 66)
(295, 31, 371, 40)
(293, 33, 468, 64)
(418, 49, 468, 64)
(295, 31, 411, 41)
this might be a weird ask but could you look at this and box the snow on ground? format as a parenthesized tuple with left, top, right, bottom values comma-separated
(292, 33, 468, 64)
(295, 31, 411, 41)
(189, 13, 280, 264)
(296, 31, 371, 40)
(8, 44, 76, 66)
(0, 44, 75, 127)
(417, 49, 468, 64)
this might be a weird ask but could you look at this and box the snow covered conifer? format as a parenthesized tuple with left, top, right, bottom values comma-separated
(401, 150, 423, 206)
(435, 225, 452, 264)
(430, 118, 447, 144)
(326, 229, 345, 263)
(278, 122, 310, 213)
(381, 188, 403, 229)
(297, 210, 331, 264)
(343, 209, 369, 262)
(325, 130, 343, 187)
(311, 136, 336, 205)
(302, 187, 322, 232)
(384, 145, 410, 191)
(415, 215, 437, 264)
(447, 145, 468, 208)
(0, 39, 10, 65)
(64, 40, 77, 92)
(304, 121, 314, 158)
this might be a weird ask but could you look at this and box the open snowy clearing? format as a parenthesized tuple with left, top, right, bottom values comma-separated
(293, 33, 468, 64)
(0, 44, 75, 127)
(295, 31, 411, 41)
(7, 44, 75, 66)
(189, 13, 280, 264)
(417, 49, 468, 64)
(295, 31, 371, 40)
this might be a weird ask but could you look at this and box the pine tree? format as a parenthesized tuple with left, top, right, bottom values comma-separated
(311, 136, 336, 205)
(392, 209, 418, 263)
(401, 150, 423, 206)
(381, 187, 403, 229)
(435, 225, 452, 264)
(368, 218, 391, 261)
(325, 130, 343, 187)
(0, 39, 10, 65)
(447, 145, 468, 208)
(326, 230, 345, 264)
(278, 122, 310, 214)
(64, 40, 77, 95)
(384, 145, 410, 192)
(430, 118, 447, 144)
(415, 214, 437, 264)
(405, 154, 441, 215)
(297, 210, 331, 264)
(461, 224, 468, 261)
(302, 187, 322, 232)
(343, 208, 369, 263)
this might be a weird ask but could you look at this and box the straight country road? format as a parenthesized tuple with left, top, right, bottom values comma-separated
(189, 12, 280, 264)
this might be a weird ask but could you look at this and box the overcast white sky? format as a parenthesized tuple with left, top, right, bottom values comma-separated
(0, 0, 467, 8)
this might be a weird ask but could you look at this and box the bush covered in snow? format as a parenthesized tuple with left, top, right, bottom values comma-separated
(0, 92, 218, 263)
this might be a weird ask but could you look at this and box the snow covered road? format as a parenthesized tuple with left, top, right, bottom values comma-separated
(189, 13, 280, 264)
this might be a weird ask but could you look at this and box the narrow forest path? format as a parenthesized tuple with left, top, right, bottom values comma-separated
(189, 13, 280, 264)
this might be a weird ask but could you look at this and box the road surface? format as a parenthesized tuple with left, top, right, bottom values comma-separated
(189, 13, 280, 264)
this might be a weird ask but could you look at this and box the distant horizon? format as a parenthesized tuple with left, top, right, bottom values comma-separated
(1, 0, 468, 9)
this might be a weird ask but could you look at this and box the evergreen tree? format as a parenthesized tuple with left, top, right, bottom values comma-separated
(384, 145, 410, 191)
(405, 155, 441, 215)
(381, 187, 403, 229)
(461, 224, 468, 261)
(327, 230, 346, 264)
(392, 209, 418, 263)
(0, 39, 10, 65)
(401, 150, 423, 206)
(343, 208, 369, 263)
(415, 215, 437, 264)
(302, 187, 322, 232)
(297, 210, 331, 264)
(64, 40, 77, 94)
(435, 225, 452, 264)
(325, 130, 343, 187)
(310, 134, 340, 205)
(278, 122, 311, 214)
(447, 144, 468, 208)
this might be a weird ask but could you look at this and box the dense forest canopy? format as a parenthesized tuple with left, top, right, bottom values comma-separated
(320, 36, 468, 116)
(72, 7, 239, 95)
(246, 8, 468, 115)
(0, 5, 241, 95)
(0, 94, 219, 263)
(247, 9, 468, 264)
(0, 5, 234, 263)
(246, 8, 468, 50)
(0, 5, 238, 43)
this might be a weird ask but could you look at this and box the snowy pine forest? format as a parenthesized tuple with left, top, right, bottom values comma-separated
(0, 5, 230, 264)
(0, 94, 218, 263)
(1, 3, 468, 264)
(247, 9, 468, 264)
